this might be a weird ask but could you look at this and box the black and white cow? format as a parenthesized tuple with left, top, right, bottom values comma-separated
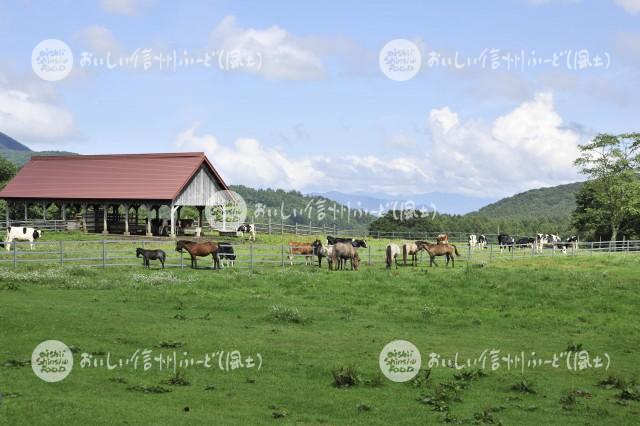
(498, 234, 515, 252)
(477, 234, 488, 249)
(4, 226, 43, 250)
(516, 237, 536, 249)
(468, 234, 477, 248)
(566, 235, 578, 251)
(218, 242, 236, 268)
(237, 223, 256, 241)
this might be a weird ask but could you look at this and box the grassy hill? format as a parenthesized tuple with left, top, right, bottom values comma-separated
(0, 149, 79, 167)
(472, 182, 584, 219)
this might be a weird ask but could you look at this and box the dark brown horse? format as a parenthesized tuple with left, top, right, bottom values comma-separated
(416, 241, 460, 267)
(175, 240, 220, 269)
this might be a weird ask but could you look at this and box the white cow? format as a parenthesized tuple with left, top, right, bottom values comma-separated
(4, 227, 43, 250)
(468, 234, 477, 248)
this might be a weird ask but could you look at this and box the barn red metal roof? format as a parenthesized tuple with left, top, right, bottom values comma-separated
(0, 152, 230, 201)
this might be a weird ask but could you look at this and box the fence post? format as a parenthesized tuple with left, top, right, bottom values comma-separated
(13, 241, 17, 268)
(102, 240, 106, 268)
(368, 244, 371, 266)
(309, 221, 312, 235)
(281, 219, 284, 235)
(249, 243, 254, 272)
(323, 223, 326, 234)
(489, 244, 493, 263)
(333, 224, 336, 235)
(268, 217, 272, 235)
(180, 249, 184, 269)
(295, 223, 298, 235)
(59, 241, 63, 265)
(511, 244, 515, 260)
(467, 243, 472, 263)
(281, 244, 285, 268)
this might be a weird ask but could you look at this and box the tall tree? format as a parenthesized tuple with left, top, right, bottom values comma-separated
(573, 133, 640, 241)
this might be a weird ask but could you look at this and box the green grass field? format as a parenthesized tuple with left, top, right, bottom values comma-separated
(1, 234, 639, 424)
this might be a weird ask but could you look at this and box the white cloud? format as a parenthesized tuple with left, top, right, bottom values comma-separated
(613, 0, 640, 14)
(0, 89, 77, 145)
(176, 93, 582, 198)
(428, 92, 582, 196)
(79, 26, 120, 55)
(99, 0, 153, 16)
(211, 16, 326, 80)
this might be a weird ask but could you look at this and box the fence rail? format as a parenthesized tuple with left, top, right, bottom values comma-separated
(0, 239, 638, 270)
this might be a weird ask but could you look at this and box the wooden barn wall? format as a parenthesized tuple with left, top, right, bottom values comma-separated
(174, 166, 223, 206)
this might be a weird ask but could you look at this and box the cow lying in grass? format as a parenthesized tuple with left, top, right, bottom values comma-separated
(3, 227, 42, 250)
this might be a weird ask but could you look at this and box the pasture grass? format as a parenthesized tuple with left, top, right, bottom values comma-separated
(0, 252, 639, 424)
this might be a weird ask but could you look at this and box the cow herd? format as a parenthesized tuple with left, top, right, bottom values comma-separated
(490, 233, 579, 254)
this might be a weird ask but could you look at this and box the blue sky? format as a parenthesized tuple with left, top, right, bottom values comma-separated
(1, 0, 639, 199)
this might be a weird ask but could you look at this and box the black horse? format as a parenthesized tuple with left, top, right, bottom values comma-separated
(136, 248, 166, 269)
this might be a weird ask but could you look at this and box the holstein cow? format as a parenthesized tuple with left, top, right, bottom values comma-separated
(478, 234, 488, 249)
(566, 236, 578, 251)
(468, 234, 477, 248)
(327, 236, 368, 248)
(218, 242, 236, 268)
(4, 227, 43, 250)
(497, 234, 515, 253)
(516, 237, 535, 249)
(288, 240, 321, 266)
(237, 223, 256, 241)
(385, 243, 401, 269)
(331, 242, 360, 271)
(436, 234, 449, 244)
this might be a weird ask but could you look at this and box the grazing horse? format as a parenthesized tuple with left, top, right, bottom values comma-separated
(175, 240, 220, 269)
(317, 243, 334, 268)
(237, 223, 256, 241)
(331, 242, 360, 271)
(403, 242, 421, 266)
(136, 248, 166, 269)
(417, 241, 460, 267)
(386, 243, 401, 269)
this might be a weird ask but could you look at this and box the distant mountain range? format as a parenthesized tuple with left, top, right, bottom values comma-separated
(0, 132, 582, 227)
(0, 132, 32, 152)
(312, 191, 497, 215)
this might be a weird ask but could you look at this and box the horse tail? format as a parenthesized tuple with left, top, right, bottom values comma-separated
(386, 245, 391, 268)
(453, 244, 460, 257)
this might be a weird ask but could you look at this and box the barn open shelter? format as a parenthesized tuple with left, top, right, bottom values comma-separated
(0, 152, 232, 237)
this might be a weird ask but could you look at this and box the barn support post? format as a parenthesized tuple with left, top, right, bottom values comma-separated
(123, 203, 130, 236)
(169, 204, 178, 238)
(102, 204, 109, 235)
(144, 204, 152, 237)
(5, 200, 10, 229)
(81, 203, 87, 233)
(42, 202, 47, 220)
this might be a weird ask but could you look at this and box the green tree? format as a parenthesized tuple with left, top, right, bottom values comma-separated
(0, 155, 17, 187)
(573, 133, 640, 241)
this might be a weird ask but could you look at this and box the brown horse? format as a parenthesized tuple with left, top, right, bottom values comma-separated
(416, 241, 460, 267)
(175, 240, 220, 269)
